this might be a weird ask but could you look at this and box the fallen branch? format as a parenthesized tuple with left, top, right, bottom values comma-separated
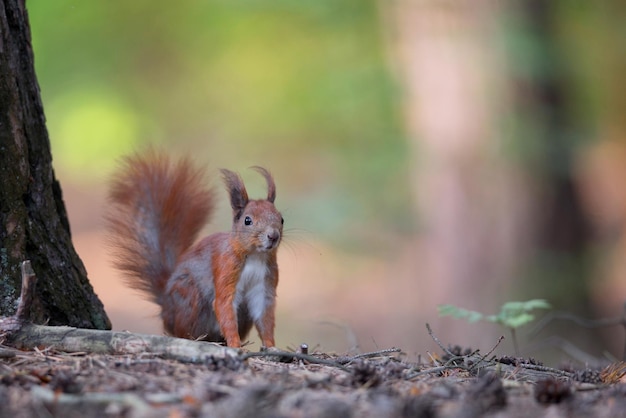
(0, 261, 236, 364)
(5, 323, 236, 363)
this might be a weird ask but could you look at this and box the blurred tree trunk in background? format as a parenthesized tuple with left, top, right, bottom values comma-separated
(391, 0, 625, 359)
(570, 1, 626, 357)
(510, 0, 598, 355)
(0, 0, 110, 329)
(392, 1, 532, 350)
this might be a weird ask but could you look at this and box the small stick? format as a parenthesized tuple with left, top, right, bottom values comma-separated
(406, 365, 452, 379)
(470, 335, 505, 371)
(239, 350, 351, 372)
(443, 349, 481, 367)
(426, 323, 455, 357)
(338, 347, 403, 364)
(515, 363, 573, 378)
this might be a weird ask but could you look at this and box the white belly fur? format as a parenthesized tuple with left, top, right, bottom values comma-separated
(234, 253, 269, 321)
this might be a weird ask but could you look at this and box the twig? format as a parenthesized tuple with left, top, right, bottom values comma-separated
(470, 335, 505, 371)
(441, 350, 479, 368)
(406, 365, 453, 379)
(339, 347, 403, 363)
(426, 323, 455, 357)
(240, 347, 402, 373)
(514, 362, 573, 378)
(239, 350, 351, 372)
(408, 333, 507, 379)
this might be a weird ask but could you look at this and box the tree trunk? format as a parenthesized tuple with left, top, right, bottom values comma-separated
(0, 0, 110, 329)
(391, 1, 529, 350)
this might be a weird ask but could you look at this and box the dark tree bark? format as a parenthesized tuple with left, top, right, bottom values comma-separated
(0, 0, 110, 329)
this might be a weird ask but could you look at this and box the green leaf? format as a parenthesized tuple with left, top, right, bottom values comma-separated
(495, 299, 551, 329)
(501, 313, 535, 328)
(485, 314, 499, 323)
(466, 311, 484, 323)
(521, 299, 551, 310)
(438, 304, 484, 323)
(438, 299, 551, 329)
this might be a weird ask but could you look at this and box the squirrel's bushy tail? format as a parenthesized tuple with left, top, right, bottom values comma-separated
(105, 150, 215, 302)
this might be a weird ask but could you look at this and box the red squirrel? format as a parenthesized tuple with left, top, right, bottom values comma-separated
(106, 150, 283, 348)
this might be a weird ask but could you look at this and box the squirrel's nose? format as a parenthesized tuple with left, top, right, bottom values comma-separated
(267, 230, 280, 243)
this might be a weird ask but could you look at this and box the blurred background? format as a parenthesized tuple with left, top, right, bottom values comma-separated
(28, 0, 625, 365)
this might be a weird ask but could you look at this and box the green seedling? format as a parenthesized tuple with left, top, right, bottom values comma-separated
(438, 299, 551, 356)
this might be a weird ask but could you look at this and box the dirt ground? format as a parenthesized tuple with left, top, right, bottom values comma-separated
(0, 342, 625, 418)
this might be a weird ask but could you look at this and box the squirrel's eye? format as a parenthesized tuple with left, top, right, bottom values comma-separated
(281, 217, 284, 225)
(244, 216, 252, 226)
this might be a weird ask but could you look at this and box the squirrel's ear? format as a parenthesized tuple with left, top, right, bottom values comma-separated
(221, 169, 249, 219)
(250, 166, 276, 203)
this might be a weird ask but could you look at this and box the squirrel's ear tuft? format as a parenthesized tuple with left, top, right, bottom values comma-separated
(250, 166, 276, 203)
(221, 169, 248, 220)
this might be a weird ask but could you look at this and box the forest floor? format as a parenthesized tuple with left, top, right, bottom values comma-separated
(0, 341, 625, 418)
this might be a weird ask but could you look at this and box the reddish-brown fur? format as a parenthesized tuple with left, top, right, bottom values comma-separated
(106, 150, 283, 348)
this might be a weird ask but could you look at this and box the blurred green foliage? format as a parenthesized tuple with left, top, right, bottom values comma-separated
(27, 0, 410, 245)
(500, 1, 625, 171)
(439, 299, 551, 329)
